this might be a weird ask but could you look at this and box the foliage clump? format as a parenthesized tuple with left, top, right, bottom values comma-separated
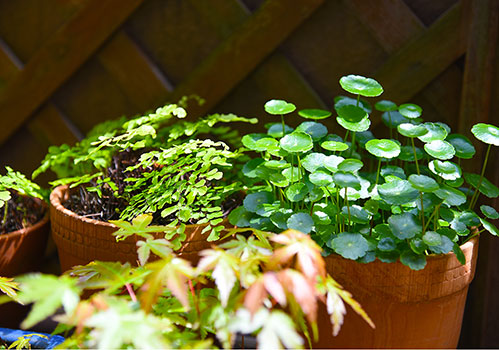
(231, 75, 499, 270)
(34, 103, 257, 242)
(0, 224, 372, 349)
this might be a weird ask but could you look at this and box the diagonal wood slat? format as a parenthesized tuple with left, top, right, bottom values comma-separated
(96, 30, 171, 111)
(0, 43, 78, 146)
(0, 0, 144, 146)
(347, 0, 464, 122)
(168, 0, 325, 119)
(373, 2, 467, 111)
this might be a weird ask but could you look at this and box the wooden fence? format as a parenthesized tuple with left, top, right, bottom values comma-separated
(0, 0, 497, 346)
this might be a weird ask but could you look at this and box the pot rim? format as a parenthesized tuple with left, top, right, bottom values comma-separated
(50, 184, 214, 229)
(0, 198, 49, 241)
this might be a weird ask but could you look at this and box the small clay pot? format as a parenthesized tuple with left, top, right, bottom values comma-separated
(0, 199, 50, 277)
(50, 185, 231, 272)
(314, 236, 479, 348)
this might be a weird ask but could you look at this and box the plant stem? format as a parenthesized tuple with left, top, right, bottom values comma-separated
(281, 115, 286, 137)
(375, 159, 382, 186)
(2, 202, 8, 226)
(410, 137, 420, 175)
(470, 144, 492, 209)
(345, 188, 351, 230)
(423, 204, 441, 233)
(125, 283, 137, 303)
(350, 132, 356, 157)
(419, 192, 425, 230)
(188, 279, 201, 317)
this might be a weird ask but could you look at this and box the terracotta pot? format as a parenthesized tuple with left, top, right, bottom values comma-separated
(0, 199, 50, 277)
(314, 236, 479, 349)
(50, 185, 231, 272)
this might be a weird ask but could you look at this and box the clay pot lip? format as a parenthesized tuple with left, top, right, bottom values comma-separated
(50, 184, 214, 229)
(0, 198, 49, 241)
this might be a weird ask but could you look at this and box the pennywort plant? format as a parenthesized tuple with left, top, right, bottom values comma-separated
(231, 74, 499, 270)
(5, 224, 372, 349)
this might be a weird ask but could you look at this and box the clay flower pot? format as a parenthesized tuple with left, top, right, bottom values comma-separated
(0, 199, 50, 277)
(50, 185, 229, 272)
(314, 236, 479, 349)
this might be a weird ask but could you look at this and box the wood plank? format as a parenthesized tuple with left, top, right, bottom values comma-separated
(0, 0, 144, 146)
(167, 0, 324, 119)
(189, 0, 326, 110)
(0, 40, 78, 147)
(347, 0, 464, 125)
(96, 30, 171, 111)
(457, 0, 499, 347)
(372, 2, 467, 112)
(458, 0, 498, 135)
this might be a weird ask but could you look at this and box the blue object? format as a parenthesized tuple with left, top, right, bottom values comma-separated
(0, 328, 65, 349)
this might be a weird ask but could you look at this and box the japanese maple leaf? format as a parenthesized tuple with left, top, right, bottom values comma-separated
(244, 272, 287, 315)
(271, 230, 326, 282)
(277, 269, 318, 323)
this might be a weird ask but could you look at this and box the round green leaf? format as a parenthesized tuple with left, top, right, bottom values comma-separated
(282, 167, 302, 183)
(422, 231, 442, 246)
(243, 192, 274, 213)
(399, 146, 425, 161)
(429, 160, 462, 181)
(355, 131, 375, 147)
(398, 104, 422, 119)
(334, 95, 372, 113)
(254, 137, 279, 152)
(280, 132, 313, 153)
(309, 171, 333, 187)
(418, 123, 448, 143)
(434, 185, 467, 206)
(480, 205, 499, 220)
(464, 173, 499, 198)
(341, 205, 370, 224)
(264, 99, 296, 115)
(400, 250, 427, 270)
(265, 160, 290, 169)
(427, 234, 453, 254)
(375, 100, 398, 112)
(338, 159, 364, 173)
(378, 237, 397, 251)
(479, 217, 499, 236)
(378, 179, 419, 205)
(471, 123, 499, 146)
(287, 213, 314, 234)
(313, 211, 331, 225)
(333, 172, 361, 190)
(321, 140, 349, 152)
(408, 174, 439, 192)
(397, 123, 428, 138)
(270, 209, 293, 230)
(382, 111, 409, 128)
(269, 173, 289, 187)
(298, 108, 332, 120)
(296, 121, 328, 141)
(336, 105, 367, 123)
(267, 123, 294, 137)
(242, 158, 265, 178)
(337, 116, 371, 132)
(365, 139, 401, 159)
(329, 232, 369, 260)
(388, 212, 422, 239)
(285, 183, 309, 202)
(242, 133, 267, 150)
(446, 134, 476, 159)
(339, 75, 383, 97)
(302, 153, 327, 173)
(228, 206, 253, 227)
(381, 165, 406, 180)
(324, 155, 345, 172)
(424, 140, 456, 160)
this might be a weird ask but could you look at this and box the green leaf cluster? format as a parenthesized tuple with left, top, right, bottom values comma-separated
(231, 75, 499, 270)
(7, 229, 370, 349)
